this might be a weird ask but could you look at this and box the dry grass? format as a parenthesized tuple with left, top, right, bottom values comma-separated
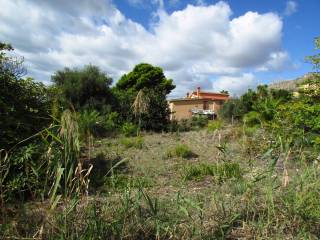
(3, 125, 320, 239)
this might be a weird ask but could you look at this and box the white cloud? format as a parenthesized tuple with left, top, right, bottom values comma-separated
(213, 73, 256, 96)
(284, 1, 297, 16)
(0, 0, 289, 95)
(256, 51, 291, 72)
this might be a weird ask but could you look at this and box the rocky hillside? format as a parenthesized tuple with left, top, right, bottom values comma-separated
(269, 72, 318, 91)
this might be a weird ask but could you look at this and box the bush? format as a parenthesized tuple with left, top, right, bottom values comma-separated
(207, 120, 223, 132)
(2, 143, 46, 202)
(166, 144, 195, 159)
(78, 109, 100, 139)
(121, 122, 138, 137)
(167, 119, 179, 132)
(191, 115, 208, 128)
(243, 111, 261, 127)
(100, 112, 119, 133)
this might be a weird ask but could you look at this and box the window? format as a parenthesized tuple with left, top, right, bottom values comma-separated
(203, 101, 209, 110)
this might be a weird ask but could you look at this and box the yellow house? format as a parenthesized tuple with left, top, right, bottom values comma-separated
(168, 87, 229, 121)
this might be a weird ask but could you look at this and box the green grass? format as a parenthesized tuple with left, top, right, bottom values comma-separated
(166, 144, 195, 159)
(183, 162, 243, 182)
(103, 174, 155, 191)
(120, 136, 144, 149)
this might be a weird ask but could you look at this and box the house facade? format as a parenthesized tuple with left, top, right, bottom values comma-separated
(168, 87, 229, 121)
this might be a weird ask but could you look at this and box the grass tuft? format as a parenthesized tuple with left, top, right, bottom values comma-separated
(166, 144, 196, 159)
(183, 162, 242, 182)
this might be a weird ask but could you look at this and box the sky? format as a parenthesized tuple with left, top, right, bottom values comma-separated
(0, 0, 319, 97)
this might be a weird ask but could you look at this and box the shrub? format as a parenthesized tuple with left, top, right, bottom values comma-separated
(166, 144, 195, 159)
(178, 119, 192, 132)
(167, 119, 179, 132)
(78, 109, 100, 139)
(207, 120, 223, 132)
(120, 137, 144, 149)
(243, 111, 261, 127)
(191, 115, 208, 128)
(183, 162, 242, 182)
(101, 112, 119, 133)
(121, 122, 138, 137)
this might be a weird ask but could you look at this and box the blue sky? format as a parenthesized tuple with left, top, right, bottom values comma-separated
(0, 0, 319, 97)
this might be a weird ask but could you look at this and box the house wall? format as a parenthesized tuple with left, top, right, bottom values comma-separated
(170, 99, 213, 121)
(169, 99, 226, 121)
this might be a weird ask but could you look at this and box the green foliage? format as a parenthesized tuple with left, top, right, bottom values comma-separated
(219, 98, 243, 121)
(51, 65, 113, 111)
(168, 117, 209, 133)
(78, 109, 100, 139)
(114, 63, 175, 131)
(116, 63, 175, 92)
(1, 144, 47, 202)
(0, 45, 50, 149)
(306, 36, 320, 70)
(282, 167, 320, 222)
(183, 162, 242, 182)
(273, 99, 320, 147)
(176, 119, 192, 132)
(121, 122, 138, 137)
(0, 43, 50, 150)
(243, 111, 262, 127)
(100, 111, 120, 133)
(120, 137, 144, 149)
(207, 120, 223, 132)
(166, 144, 195, 159)
(298, 74, 320, 100)
(220, 86, 292, 124)
(104, 174, 154, 191)
(191, 115, 208, 128)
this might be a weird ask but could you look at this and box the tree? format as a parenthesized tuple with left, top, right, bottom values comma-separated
(220, 90, 229, 94)
(306, 37, 320, 71)
(51, 65, 114, 111)
(114, 63, 175, 131)
(301, 37, 320, 101)
(0, 43, 50, 149)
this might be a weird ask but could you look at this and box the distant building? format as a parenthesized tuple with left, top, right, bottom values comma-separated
(168, 87, 229, 120)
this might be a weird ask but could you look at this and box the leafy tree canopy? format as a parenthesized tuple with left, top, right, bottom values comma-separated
(51, 65, 113, 111)
(116, 63, 175, 94)
(114, 63, 175, 131)
(306, 37, 320, 70)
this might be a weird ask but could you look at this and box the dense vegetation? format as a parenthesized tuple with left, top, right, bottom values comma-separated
(1, 37, 320, 239)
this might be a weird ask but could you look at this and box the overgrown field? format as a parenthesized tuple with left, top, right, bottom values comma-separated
(2, 124, 320, 239)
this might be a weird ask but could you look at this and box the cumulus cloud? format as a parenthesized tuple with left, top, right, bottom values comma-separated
(213, 73, 256, 96)
(0, 0, 289, 95)
(284, 1, 297, 16)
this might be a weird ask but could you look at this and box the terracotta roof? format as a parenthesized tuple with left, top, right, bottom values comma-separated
(168, 97, 226, 102)
(190, 92, 229, 100)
